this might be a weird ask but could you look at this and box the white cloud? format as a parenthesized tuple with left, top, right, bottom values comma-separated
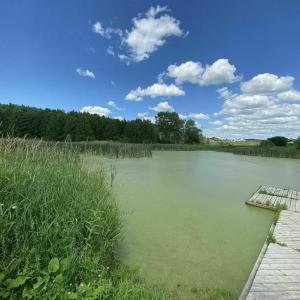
(222, 94, 272, 111)
(241, 73, 294, 94)
(122, 5, 185, 62)
(137, 112, 149, 118)
(217, 87, 237, 100)
(125, 83, 185, 101)
(209, 76, 300, 138)
(149, 101, 174, 112)
(188, 113, 210, 120)
(201, 59, 241, 85)
(76, 68, 95, 79)
(107, 46, 115, 56)
(146, 5, 169, 17)
(92, 22, 122, 38)
(137, 112, 155, 123)
(167, 61, 204, 85)
(107, 100, 123, 111)
(179, 114, 187, 120)
(210, 120, 223, 125)
(81, 106, 111, 116)
(277, 90, 300, 101)
(110, 80, 116, 86)
(164, 59, 240, 86)
(93, 6, 185, 63)
(114, 116, 124, 121)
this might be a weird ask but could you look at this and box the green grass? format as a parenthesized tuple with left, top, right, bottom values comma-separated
(190, 287, 234, 299)
(267, 232, 277, 244)
(0, 138, 171, 299)
(274, 203, 288, 224)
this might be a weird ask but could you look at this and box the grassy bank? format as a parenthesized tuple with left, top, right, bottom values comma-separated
(0, 138, 170, 299)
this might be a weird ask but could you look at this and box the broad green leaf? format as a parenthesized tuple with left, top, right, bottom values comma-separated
(5, 275, 28, 288)
(54, 273, 63, 284)
(67, 292, 78, 299)
(33, 276, 44, 290)
(48, 258, 60, 273)
(0, 273, 5, 284)
(22, 287, 34, 299)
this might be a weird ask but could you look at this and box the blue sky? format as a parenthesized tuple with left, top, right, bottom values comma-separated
(1, 0, 300, 138)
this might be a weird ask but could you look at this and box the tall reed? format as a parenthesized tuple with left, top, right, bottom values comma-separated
(0, 138, 170, 299)
(68, 141, 152, 158)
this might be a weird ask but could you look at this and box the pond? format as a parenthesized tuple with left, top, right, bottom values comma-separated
(84, 151, 300, 298)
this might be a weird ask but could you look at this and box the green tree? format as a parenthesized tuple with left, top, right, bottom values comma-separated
(295, 137, 300, 149)
(155, 112, 184, 143)
(267, 136, 288, 147)
(184, 119, 203, 144)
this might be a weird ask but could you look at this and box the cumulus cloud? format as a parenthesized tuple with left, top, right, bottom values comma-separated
(137, 112, 155, 123)
(149, 101, 174, 112)
(123, 5, 185, 62)
(277, 90, 300, 101)
(209, 73, 300, 138)
(107, 100, 123, 111)
(93, 6, 185, 63)
(81, 106, 111, 116)
(201, 59, 242, 85)
(164, 59, 241, 86)
(222, 94, 272, 111)
(188, 113, 210, 120)
(125, 83, 185, 101)
(167, 61, 203, 85)
(76, 68, 95, 79)
(241, 73, 294, 94)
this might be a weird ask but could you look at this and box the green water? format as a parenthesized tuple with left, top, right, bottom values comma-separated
(84, 151, 300, 298)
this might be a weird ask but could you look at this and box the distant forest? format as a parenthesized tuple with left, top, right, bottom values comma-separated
(0, 104, 203, 144)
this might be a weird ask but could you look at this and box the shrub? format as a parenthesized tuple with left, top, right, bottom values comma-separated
(267, 136, 288, 147)
(259, 140, 275, 148)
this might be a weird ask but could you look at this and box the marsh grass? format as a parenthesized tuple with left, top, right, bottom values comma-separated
(69, 141, 152, 158)
(0, 138, 172, 299)
(225, 145, 300, 159)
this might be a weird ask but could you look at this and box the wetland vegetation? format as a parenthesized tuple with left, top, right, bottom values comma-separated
(1, 104, 300, 299)
(0, 139, 172, 299)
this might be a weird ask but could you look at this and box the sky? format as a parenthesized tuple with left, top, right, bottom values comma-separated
(1, 0, 300, 139)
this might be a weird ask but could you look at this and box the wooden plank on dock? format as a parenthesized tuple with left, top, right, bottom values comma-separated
(241, 186, 300, 300)
(273, 211, 300, 250)
(246, 243, 300, 300)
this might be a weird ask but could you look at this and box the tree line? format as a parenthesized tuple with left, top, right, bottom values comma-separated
(0, 104, 203, 144)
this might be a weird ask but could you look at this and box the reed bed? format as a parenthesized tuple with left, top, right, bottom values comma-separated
(150, 143, 206, 151)
(0, 138, 170, 299)
(68, 141, 152, 158)
(69, 141, 300, 159)
(222, 145, 300, 159)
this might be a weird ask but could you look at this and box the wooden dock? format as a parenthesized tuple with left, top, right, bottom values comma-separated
(240, 186, 300, 300)
(246, 185, 300, 212)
